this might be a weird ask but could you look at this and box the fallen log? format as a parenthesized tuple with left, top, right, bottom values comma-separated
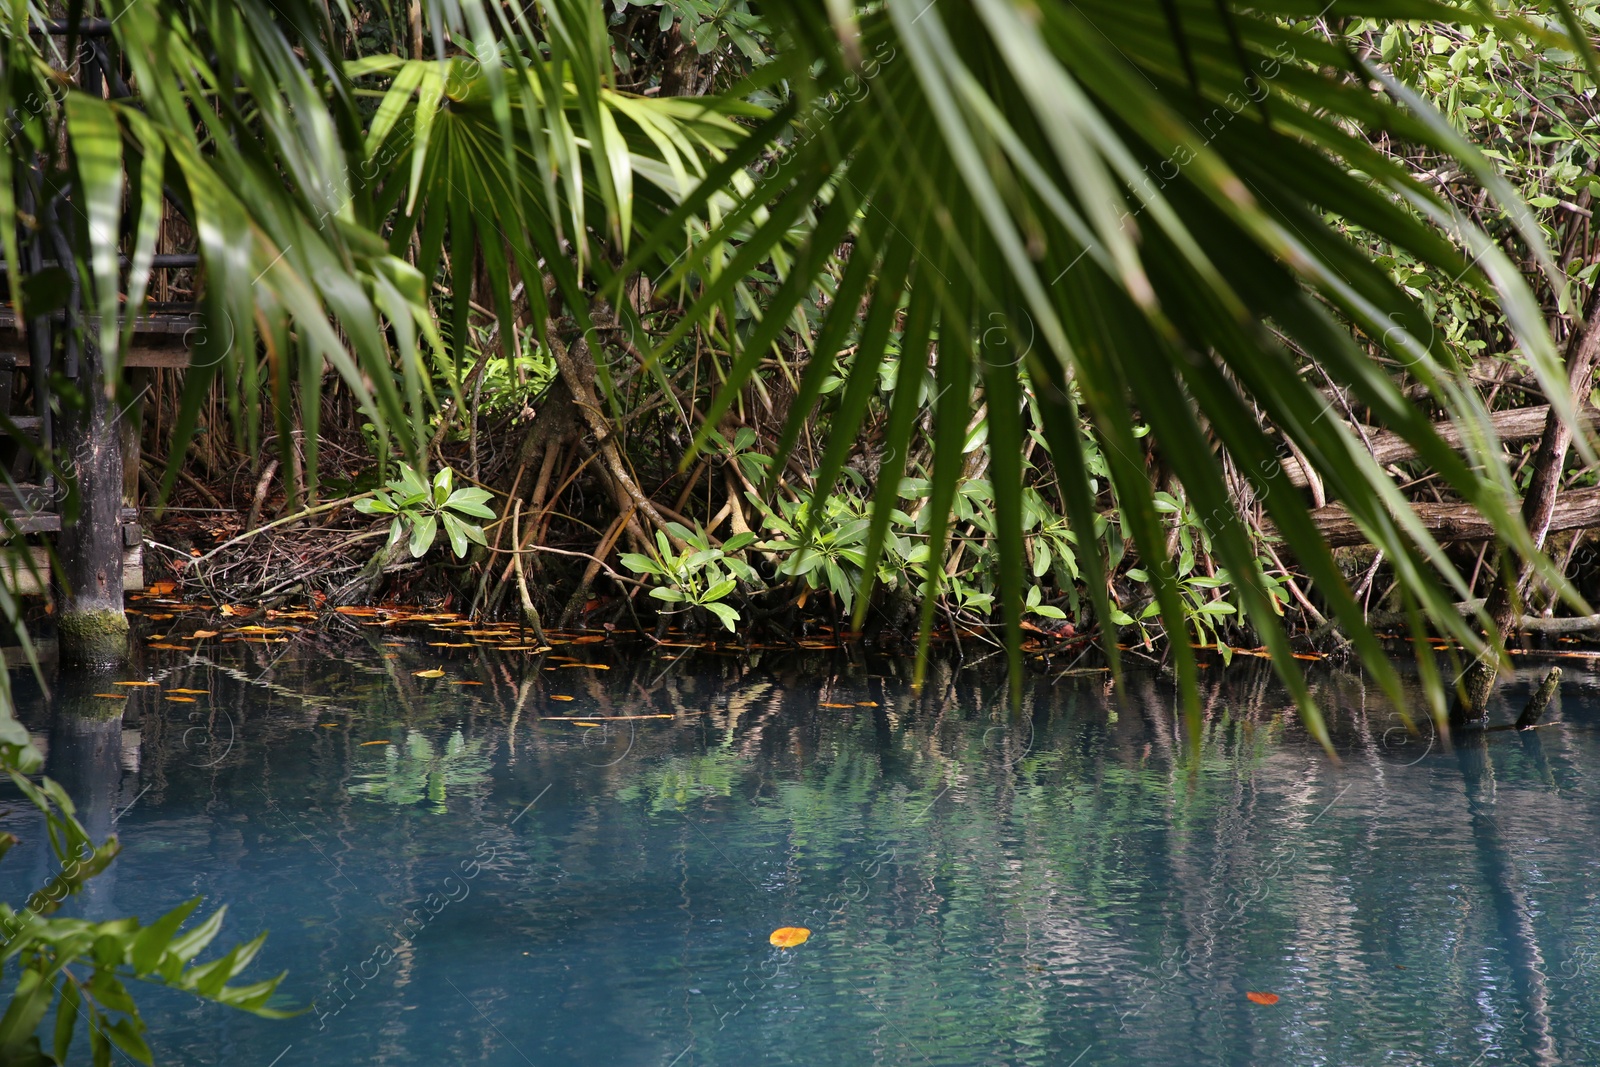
(1282, 405, 1600, 488)
(1306, 487, 1600, 548)
(1364, 597, 1600, 635)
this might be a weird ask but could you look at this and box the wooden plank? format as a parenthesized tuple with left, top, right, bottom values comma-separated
(0, 543, 144, 595)
(3, 344, 188, 369)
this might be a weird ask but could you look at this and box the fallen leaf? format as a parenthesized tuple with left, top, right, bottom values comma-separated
(1246, 992, 1279, 1006)
(360, 740, 391, 746)
(573, 635, 607, 644)
(94, 693, 128, 700)
(147, 580, 177, 595)
(819, 702, 853, 709)
(428, 642, 476, 648)
(190, 630, 219, 640)
(451, 680, 484, 686)
(769, 927, 810, 949)
(562, 663, 610, 670)
(166, 696, 197, 703)
(550, 695, 575, 702)
(167, 689, 209, 695)
(413, 668, 446, 678)
(334, 606, 380, 616)
(147, 613, 174, 621)
(113, 681, 159, 688)
(856, 701, 880, 707)
(219, 603, 251, 617)
(572, 721, 601, 727)
(319, 723, 339, 728)
(148, 643, 189, 651)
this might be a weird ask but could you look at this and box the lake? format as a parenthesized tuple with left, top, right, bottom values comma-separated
(5, 629, 1600, 1066)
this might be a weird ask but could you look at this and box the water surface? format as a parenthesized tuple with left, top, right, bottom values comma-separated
(7, 633, 1600, 1066)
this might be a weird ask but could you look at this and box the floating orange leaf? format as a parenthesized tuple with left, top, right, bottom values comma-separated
(1246, 992, 1279, 1006)
(429, 642, 476, 648)
(146, 580, 177, 595)
(113, 681, 159, 688)
(147, 613, 174, 621)
(819, 702, 853, 709)
(572, 721, 601, 727)
(856, 701, 880, 707)
(190, 630, 219, 640)
(167, 696, 197, 703)
(318, 723, 339, 728)
(93, 693, 128, 700)
(334, 605, 380, 616)
(148, 643, 189, 651)
(451, 680, 484, 686)
(360, 740, 391, 746)
(219, 604, 252, 617)
(550, 695, 575, 702)
(769, 927, 810, 948)
(413, 668, 445, 678)
(168, 689, 209, 695)
(562, 663, 610, 670)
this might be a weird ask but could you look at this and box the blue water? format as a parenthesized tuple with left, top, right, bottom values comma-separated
(7, 632, 1600, 1066)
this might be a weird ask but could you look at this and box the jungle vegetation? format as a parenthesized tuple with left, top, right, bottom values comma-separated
(1, 0, 1600, 1055)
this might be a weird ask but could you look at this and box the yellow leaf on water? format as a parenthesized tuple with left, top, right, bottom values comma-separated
(413, 669, 446, 678)
(93, 693, 128, 700)
(429, 642, 475, 648)
(319, 723, 339, 728)
(166, 696, 196, 703)
(113, 681, 159, 688)
(572, 722, 601, 727)
(190, 630, 219, 640)
(550, 695, 575, 702)
(856, 701, 880, 707)
(769, 927, 810, 948)
(819, 703, 853, 709)
(148, 643, 189, 651)
(168, 689, 209, 695)
(562, 663, 610, 670)
(451, 680, 484, 686)
(360, 740, 391, 746)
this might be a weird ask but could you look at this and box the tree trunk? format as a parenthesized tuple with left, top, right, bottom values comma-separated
(1460, 285, 1600, 717)
(54, 332, 128, 667)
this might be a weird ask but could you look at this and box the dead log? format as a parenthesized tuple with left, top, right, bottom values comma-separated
(1281, 405, 1600, 488)
(1305, 487, 1600, 548)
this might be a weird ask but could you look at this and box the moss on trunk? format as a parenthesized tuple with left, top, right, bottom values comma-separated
(58, 608, 129, 666)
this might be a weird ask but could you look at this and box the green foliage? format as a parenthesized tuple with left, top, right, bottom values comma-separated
(354, 464, 495, 559)
(621, 524, 759, 631)
(0, 715, 290, 1065)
